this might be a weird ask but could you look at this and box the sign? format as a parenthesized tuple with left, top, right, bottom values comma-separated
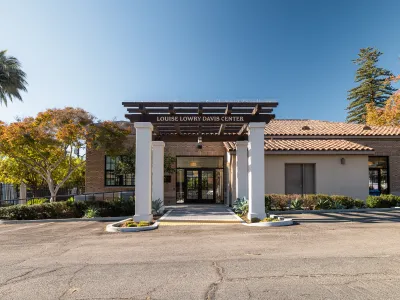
(126, 114, 272, 123)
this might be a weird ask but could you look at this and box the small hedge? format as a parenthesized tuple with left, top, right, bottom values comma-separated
(366, 195, 400, 208)
(265, 193, 400, 211)
(0, 197, 135, 220)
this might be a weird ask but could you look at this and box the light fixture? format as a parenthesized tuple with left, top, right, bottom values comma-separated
(340, 158, 346, 165)
(197, 136, 203, 149)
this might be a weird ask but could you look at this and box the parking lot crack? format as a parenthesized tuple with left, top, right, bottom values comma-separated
(59, 264, 87, 300)
(205, 261, 224, 300)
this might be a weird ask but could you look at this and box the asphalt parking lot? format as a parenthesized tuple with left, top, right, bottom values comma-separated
(1, 211, 400, 300)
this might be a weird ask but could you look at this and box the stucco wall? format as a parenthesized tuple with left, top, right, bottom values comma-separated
(264, 154, 370, 200)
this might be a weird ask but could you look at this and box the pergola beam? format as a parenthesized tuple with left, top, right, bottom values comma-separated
(218, 124, 226, 135)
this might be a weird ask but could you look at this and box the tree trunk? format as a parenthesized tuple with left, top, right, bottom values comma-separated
(50, 192, 57, 202)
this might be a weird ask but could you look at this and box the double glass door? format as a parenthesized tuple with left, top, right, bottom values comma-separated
(185, 169, 215, 203)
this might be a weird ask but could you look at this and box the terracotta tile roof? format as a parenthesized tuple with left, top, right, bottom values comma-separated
(264, 119, 400, 136)
(223, 139, 374, 152)
(263, 139, 374, 152)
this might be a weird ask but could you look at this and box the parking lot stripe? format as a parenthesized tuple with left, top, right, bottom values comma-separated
(0, 222, 53, 234)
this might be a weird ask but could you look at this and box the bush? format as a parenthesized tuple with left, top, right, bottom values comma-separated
(265, 195, 272, 211)
(331, 195, 354, 209)
(84, 207, 100, 218)
(0, 198, 136, 220)
(302, 194, 319, 210)
(267, 194, 293, 211)
(233, 197, 249, 215)
(366, 195, 400, 208)
(353, 199, 365, 208)
(315, 199, 333, 210)
(152, 198, 163, 215)
(138, 221, 150, 227)
(290, 198, 303, 210)
(27, 198, 48, 205)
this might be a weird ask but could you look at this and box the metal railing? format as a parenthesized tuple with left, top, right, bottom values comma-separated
(0, 190, 135, 206)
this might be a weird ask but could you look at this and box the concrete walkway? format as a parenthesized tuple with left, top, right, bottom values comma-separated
(161, 204, 242, 223)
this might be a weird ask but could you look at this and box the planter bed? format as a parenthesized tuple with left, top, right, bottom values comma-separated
(106, 218, 159, 232)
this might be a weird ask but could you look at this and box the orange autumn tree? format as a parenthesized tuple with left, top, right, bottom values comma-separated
(0, 107, 130, 201)
(366, 75, 400, 126)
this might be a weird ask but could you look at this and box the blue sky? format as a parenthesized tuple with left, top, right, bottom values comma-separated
(1, 0, 400, 122)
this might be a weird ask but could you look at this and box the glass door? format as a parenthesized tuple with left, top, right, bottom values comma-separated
(185, 170, 199, 201)
(201, 170, 214, 203)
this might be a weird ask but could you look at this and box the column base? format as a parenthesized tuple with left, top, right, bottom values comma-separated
(133, 213, 153, 222)
(247, 212, 266, 220)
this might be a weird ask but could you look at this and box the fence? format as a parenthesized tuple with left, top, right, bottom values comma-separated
(0, 190, 135, 206)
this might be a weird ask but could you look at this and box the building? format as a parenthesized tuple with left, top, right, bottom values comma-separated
(85, 101, 400, 221)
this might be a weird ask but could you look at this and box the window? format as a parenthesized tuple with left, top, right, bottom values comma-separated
(285, 164, 315, 195)
(104, 156, 134, 186)
(368, 156, 389, 195)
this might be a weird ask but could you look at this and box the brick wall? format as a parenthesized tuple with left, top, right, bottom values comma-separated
(351, 138, 400, 195)
(85, 135, 135, 194)
(164, 142, 226, 205)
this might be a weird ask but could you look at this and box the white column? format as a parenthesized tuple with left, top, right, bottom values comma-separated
(247, 122, 266, 220)
(236, 141, 248, 201)
(152, 141, 165, 211)
(19, 182, 27, 205)
(133, 122, 153, 222)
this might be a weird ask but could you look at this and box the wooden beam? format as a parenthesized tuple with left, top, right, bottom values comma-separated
(225, 104, 232, 115)
(138, 103, 147, 115)
(153, 125, 160, 135)
(174, 124, 181, 135)
(168, 104, 175, 115)
(238, 124, 248, 135)
(122, 101, 279, 108)
(218, 124, 226, 135)
(252, 104, 261, 115)
(154, 135, 247, 142)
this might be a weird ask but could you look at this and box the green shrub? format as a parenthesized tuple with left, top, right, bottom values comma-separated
(0, 198, 135, 220)
(268, 194, 292, 211)
(302, 194, 319, 210)
(290, 198, 303, 210)
(331, 195, 354, 209)
(0, 202, 81, 220)
(261, 217, 278, 222)
(315, 199, 333, 210)
(124, 221, 137, 227)
(84, 207, 100, 218)
(353, 199, 365, 208)
(233, 197, 249, 215)
(366, 195, 400, 208)
(27, 198, 48, 205)
(264, 195, 272, 211)
(138, 221, 150, 227)
(152, 198, 163, 215)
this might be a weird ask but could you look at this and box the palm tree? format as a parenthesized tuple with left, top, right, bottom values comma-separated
(0, 50, 27, 106)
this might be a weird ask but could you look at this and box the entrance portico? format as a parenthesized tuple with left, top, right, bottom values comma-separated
(123, 101, 278, 221)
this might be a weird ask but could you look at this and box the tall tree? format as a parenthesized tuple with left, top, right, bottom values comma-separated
(347, 47, 395, 123)
(0, 50, 27, 106)
(0, 107, 130, 201)
(366, 75, 400, 127)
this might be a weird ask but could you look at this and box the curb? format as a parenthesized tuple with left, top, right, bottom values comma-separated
(0, 216, 130, 225)
(157, 209, 242, 224)
(269, 207, 400, 215)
